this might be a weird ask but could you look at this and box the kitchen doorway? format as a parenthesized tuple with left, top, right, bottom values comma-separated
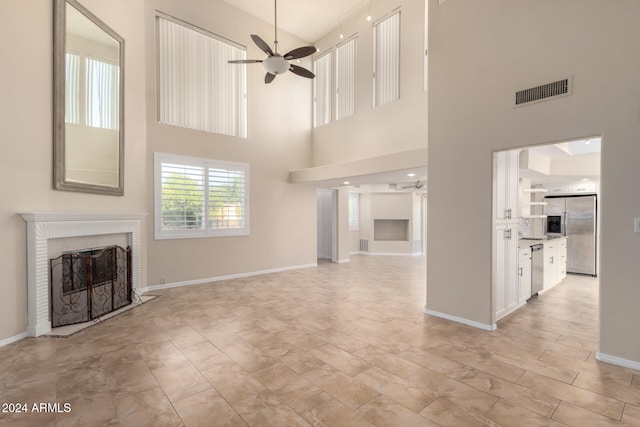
(317, 189, 337, 262)
(492, 136, 601, 325)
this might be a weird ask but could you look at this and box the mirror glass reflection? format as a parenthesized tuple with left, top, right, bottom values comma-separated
(55, 0, 124, 195)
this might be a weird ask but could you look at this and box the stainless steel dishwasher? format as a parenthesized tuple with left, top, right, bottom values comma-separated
(531, 244, 544, 295)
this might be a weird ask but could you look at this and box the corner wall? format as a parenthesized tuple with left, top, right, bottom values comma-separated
(427, 0, 640, 363)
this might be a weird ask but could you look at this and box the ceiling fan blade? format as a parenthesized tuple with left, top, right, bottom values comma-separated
(283, 46, 317, 60)
(289, 64, 315, 79)
(228, 59, 263, 64)
(251, 34, 274, 56)
(265, 73, 276, 84)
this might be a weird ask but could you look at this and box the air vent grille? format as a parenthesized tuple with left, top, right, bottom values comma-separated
(515, 78, 571, 106)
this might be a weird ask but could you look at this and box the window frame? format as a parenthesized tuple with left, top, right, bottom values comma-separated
(154, 152, 250, 240)
(313, 49, 333, 127)
(373, 9, 401, 108)
(349, 192, 360, 231)
(336, 35, 357, 121)
(156, 13, 248, 138)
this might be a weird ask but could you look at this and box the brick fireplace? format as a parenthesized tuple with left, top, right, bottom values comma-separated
(18, 212, 144, 337)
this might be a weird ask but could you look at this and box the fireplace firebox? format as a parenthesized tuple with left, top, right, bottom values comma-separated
(49, 245, 131, 327)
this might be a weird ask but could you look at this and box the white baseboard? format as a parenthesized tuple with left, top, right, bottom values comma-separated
(424, 306, 497, 331)
(337, 259, 350, 264)
(355, 252, 425, 257)
(0, 331, 28, 348)
(139, 262, 318, 294)
(596, 352, 640, 371)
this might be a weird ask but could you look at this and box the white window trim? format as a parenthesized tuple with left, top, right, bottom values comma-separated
(313, 49, 333, 127)
(154, 152, 250, 240)
(155, 12, 248, 138)
(373, 9, 401, 108)
(336, 35, 357, 121)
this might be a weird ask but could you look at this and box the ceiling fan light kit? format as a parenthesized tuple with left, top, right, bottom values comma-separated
(228, 0, 317, 84)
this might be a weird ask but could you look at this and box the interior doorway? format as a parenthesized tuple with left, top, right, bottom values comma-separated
(492, 136, 602, 325)
(317, 189, 337, 262)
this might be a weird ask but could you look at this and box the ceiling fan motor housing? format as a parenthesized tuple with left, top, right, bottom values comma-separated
(263, 55, 290, 75)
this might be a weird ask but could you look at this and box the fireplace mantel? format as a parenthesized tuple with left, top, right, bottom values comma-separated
(18, 212, 146, 337)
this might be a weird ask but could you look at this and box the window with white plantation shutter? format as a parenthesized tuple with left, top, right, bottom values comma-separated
(349, 193, 360, 231)
(156, 15, 247, 138)
(336, 37, 357, 120)
(313, 51, 332, 127)
(373, 11, 401, 107)
(155, 153, 249, 239)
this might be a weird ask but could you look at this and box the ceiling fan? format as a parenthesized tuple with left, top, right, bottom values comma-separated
(398, 180, 425, 190)
(228, 0, 317, 84)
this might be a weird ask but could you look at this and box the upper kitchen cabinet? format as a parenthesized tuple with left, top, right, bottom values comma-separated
(494, 150, 519, 223)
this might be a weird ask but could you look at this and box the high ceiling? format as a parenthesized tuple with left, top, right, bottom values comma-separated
(220, 0, 371, 42)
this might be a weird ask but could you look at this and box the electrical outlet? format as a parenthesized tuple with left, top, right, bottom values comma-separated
(635, 218, 640, 233)
(160, 276, 166, 284)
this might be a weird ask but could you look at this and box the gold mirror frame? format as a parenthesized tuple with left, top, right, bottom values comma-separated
(53, 0, 125, 196)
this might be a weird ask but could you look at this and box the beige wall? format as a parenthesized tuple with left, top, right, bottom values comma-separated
(144, 0, 316, 285)
(310, 0, 428, 167)
(0, 0, 148, 341)
(427, 0, 640, 362)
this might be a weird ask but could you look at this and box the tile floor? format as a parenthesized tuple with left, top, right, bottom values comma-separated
(1, 255, 639, 426)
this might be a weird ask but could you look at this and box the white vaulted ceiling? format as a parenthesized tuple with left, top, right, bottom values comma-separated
(220, 0, 372, 42)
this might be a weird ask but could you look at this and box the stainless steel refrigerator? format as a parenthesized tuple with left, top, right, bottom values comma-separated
(545, 195, 597, 276)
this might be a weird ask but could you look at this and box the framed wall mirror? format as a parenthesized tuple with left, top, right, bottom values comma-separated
(54, 0, 124, 195)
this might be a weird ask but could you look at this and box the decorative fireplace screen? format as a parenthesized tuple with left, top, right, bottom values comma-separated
(49, 245, 131, 327)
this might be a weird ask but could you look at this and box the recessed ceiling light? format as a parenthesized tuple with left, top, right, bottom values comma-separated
(581, 178, 590, 182)
(407, 173, 416, 177)
(343, 181, 350, 185)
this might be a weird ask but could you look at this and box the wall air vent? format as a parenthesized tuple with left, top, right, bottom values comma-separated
(515, 77, 571, 107)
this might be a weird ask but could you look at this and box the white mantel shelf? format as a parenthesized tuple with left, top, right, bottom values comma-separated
(17, 212, 147, 337)
(18, 212, 147, 222)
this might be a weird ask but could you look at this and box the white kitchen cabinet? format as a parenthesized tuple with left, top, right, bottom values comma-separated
(519, 247, 532, 304)
(556, 238, 567, 281)
(570, 182, 597, 194)
(495, 151, 519, 222)
(495, 223, 519, 320)
(543, 241, 557, 289)
(542, 237, 568, 291)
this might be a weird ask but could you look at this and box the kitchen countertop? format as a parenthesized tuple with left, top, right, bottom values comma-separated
(518, 236, 566, 249)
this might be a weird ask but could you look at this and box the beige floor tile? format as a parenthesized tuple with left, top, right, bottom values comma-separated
(517, 370, 625, 420)
(311, 344, 370, 376)
(420, 397, 499, 426)
(622, 404, 640, 426)
(289, 392, 375, 427)
(408, 367, 499, 413)
(484, 399, 565, 426)
(232, 392, 311, 427)
(491, 349, 579, 384)
(251, 362, 321, 403)
(354, 345, 422, 379)
(397, 345, 473, 380)
(539, 350, 635, 387)
(200, 361, 269, 404)
(573, 371, 640, 406)
(312, 328, 369, 353)
(179, 340, 232, 371)
(55, 392, 119, 427)
(355, 366, 436, 412)
(357, 395, 438, 427)
(221, 341, 276, 373)
(304, 364, 379, 410)
(113, 386, 183, 427)
(151, 361, 212, 402)
(173, 388, 247, 427)
(552, 401, 628, 426)
(274, 328, 327, 351)
(459, 369, 560, 417)
(277, 346, 326, 375)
